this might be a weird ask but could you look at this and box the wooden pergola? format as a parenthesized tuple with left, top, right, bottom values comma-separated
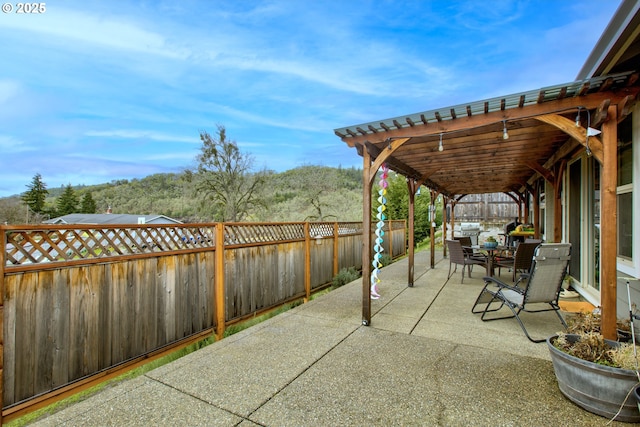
(335, 71, 640, 340)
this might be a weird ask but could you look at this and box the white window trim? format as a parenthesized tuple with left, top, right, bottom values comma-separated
(617, 106, 639, 278)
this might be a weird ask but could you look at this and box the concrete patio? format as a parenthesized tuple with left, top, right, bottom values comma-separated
(26, 249, 636, 426)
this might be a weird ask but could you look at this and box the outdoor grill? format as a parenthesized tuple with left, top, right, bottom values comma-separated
(460, 222, 481, 245)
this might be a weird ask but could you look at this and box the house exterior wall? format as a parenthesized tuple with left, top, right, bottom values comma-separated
(558, 103, 640, 323)
(616, 103, 640, 322)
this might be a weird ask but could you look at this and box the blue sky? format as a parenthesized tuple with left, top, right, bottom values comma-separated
(0, 0, 622, 197)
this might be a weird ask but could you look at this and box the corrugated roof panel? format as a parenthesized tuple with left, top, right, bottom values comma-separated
(334, 71, 636, 137)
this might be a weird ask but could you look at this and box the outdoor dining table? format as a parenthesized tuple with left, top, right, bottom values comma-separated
(465, 245, 507, 277)
(509, 230, 535, 246)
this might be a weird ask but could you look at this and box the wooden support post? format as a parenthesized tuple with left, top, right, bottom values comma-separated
(214, 223, 225, 340)
(430, 190, 436, 269)
(601, 105, 618, 340)
(362, 148, 373, 326)
(407, 180, 416, 287)
(442, 199, 448, 257)
(449, 201, 456, 249)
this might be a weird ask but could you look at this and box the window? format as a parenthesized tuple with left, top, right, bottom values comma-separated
(617, 115, 633, 260)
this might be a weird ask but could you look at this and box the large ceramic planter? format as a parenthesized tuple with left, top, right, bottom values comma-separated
(547, 334, 640, 422)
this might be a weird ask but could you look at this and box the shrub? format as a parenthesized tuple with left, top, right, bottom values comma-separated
(332, 267, 360, 289)
(379, 254, 392, 267)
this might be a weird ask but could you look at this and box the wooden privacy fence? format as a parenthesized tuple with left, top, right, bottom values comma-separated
(0, 220, 406, 421)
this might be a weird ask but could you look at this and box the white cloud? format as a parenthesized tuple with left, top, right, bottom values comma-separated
(0, 135, 33, 153)
(0, 80, 21, 104)
(0, 8, 189, 59)
(85, 130, 196, 144)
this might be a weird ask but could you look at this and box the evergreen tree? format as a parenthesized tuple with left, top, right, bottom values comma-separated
(80, 192, 97, 213)
(57, 184, 79, 216)
(376, 173, 435, 244)
(21, 173, 49, 213)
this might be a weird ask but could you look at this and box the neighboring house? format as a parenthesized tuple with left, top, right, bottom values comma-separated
(45, 213, 183, 225)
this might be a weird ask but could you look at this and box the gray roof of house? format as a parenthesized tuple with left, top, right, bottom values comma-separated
(45, 214, 182, 225)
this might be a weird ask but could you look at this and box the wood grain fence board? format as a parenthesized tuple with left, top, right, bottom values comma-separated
(34, 271, 54, 396)
(3, 276, 16, 406)
(118, 262, 134, 363)
(262, 245, 278, 307)
(198, 252, 214, 330)
(198, 253, 210, 331)
(97, 264, 113, 374)
(187, 255, 200, 334)
(225, 248, 249, 318)
(157, 257, 176, 343)
(338, 235, 362, 271)
(175, 255, 188, 339)
(134, 260, 146, 354)
(14, 273, 36, 403)
(189, 255, 201, 334)
(51, 270, 70, 389)
(134, 259, 148, 355)
(310, 244, 333, 288)
(68, 266, 100, 380)
(181, 254, 196, 336)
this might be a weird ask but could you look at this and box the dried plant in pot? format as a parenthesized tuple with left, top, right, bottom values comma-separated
(547, 313, 640, 422)
(565, 310, 632, 342)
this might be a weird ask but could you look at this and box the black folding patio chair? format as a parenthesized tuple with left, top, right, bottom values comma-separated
(471, 243, 571, 342)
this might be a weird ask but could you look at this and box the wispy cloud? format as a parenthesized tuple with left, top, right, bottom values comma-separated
(0, 135, 34, 153)
(0, 0, 623, 197)
(1, 8, 189, 59)
(85, 130, 196, 144)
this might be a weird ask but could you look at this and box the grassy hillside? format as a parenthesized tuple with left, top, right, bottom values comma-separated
(24, 166, 364, 223)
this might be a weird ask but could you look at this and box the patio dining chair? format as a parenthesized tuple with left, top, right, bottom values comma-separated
(471, 243, 571, 342)
(495, 241, 540, 282)
(453, 236, 486, 262)
(445, 239, 487, 284)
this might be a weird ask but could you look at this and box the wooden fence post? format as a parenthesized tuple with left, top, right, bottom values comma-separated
(333, 222, 339, 277)
(304, 222, 311, 303)
(388, 221, 394, 260)
(214, 223, 225, 340)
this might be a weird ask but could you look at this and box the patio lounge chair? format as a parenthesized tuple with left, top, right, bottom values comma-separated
(445, 239, 487, 284)
(495, 241, 540, 282)
(471, 243, 571, 342)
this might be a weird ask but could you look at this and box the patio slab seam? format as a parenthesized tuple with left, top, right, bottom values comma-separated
(240, 323, 365, 421)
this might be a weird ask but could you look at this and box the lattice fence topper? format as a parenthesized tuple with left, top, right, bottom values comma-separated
(371, 163, 389, 299)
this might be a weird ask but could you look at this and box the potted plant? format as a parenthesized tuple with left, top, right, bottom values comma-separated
(483, 236, 498, 248)
(547, 311, 640, 422)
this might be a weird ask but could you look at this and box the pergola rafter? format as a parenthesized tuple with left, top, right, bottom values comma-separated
(335, 71, 640, 338)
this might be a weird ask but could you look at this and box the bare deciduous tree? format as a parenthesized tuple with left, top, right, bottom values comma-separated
(196, 125, 265, 222)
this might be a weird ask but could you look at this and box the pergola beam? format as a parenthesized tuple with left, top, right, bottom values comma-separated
(338, 89, 638, 146)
